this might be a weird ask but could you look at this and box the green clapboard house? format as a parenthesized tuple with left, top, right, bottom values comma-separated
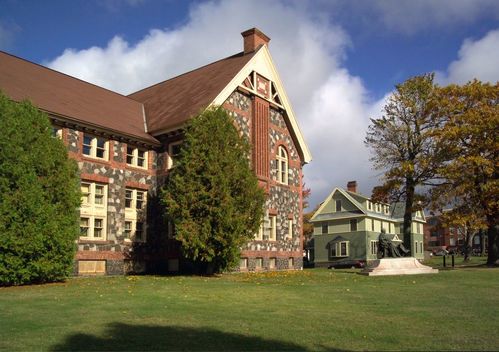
(310, 181, 425, 267)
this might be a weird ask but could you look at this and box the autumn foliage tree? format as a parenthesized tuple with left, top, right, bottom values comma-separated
(162, 108, 265, 274)
(0, 93, 81, 285)
(365, 74, 445, 247)
(431, 81, 499, 266)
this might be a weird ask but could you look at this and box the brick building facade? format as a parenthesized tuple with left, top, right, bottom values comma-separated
(0, 28, 312, 275)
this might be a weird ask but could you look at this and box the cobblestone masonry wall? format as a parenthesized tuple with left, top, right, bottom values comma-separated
(224, 92, 303, 271)
(67, 128, 158, 275)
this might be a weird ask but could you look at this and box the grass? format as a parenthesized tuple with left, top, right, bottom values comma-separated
(1, 265, 498, 351)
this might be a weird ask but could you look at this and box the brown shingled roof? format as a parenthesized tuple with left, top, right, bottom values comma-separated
(0, 51, 158, 145)
(128, 51, 255, 134)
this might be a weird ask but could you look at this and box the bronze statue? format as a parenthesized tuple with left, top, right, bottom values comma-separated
(378, 229, 409, 258)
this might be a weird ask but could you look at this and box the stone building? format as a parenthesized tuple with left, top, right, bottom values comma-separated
(0, 28, 312, 275)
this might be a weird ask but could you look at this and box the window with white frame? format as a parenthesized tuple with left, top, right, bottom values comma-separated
(331, 241, 349, 257)
(255, 257, 263, 269)
(367, 200, 372, 211)
(287, 219, 293, 240)
(240, 258, 248, 269)
(269, 257, 276, 269)
(255, 220, 264, 240)
(322, 223, 328, 234)
(80, 182, 107, 240)
(168, 141, 182, 169)
(125, 188, 147, 242)
(125, 188, 146, 211)
(52, 126, 62, 139)
(350, 219, 357, 232)
(288, 257, 294, 268)
(414, 241, 418, 254)
(269, 215, 277, 241)
(82, 133, 108, 160)
(336, 199, 342, 212)
(419, 241, 423, 253)
(277, 146, 288, 185)
(126, 146, 148, 168)
(370, 240, 378, 255)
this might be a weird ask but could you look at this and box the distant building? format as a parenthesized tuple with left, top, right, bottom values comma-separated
(0, 28, 311, 275)
(424, 214, 487, 254)
(310, 181, 425, 267)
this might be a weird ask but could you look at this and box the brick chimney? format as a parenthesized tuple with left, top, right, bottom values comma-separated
(347, 181, 357, 193)
(241, 28, 270, 54)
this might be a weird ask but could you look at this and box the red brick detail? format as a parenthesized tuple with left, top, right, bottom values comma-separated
(268, 208, 278, 215)
(81, 173, 109, 183)
(125, 181, 150, 190)
(240, 250, 301, 258)
(252, 97, 269, 180)
(241, 28, 270, 54)
(76, 251, 124, 260)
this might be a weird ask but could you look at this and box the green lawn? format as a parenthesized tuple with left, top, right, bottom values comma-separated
(1, 266, 498, 351)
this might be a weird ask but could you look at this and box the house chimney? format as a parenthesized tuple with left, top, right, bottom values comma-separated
(241, 28, 270, 54)
(347, 181, 357, 193)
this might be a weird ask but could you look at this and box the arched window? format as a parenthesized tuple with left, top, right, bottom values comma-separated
(277, 146, 288, 185)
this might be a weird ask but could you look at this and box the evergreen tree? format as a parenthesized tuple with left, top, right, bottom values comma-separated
(0, 93, 81, 285)
(162, 108, 265, 273)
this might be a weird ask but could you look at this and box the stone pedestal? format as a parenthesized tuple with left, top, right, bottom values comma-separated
(360, 257, 438, 276)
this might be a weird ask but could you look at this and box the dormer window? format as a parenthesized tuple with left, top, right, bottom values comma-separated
(277, 146, 288, 185)
(336, 200, 341, 212)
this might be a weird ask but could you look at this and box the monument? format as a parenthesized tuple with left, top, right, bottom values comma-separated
(360, 229, 438, 276)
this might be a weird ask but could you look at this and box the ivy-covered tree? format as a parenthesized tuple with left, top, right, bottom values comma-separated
(365, 74, 445, 247)
(0, 93, 81, 285)
(431, 80, 498, 266)
(162, 108, 265, 274)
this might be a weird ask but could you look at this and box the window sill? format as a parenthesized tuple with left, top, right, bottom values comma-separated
(78, 239, 110, 244)
(125, 164, 149, 172)
(82, 156, 110, 164)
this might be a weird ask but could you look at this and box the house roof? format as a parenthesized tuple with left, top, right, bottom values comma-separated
(128, 51, 256, 134)
(0, 51, 159, 145)
(311, 187, 425, 223)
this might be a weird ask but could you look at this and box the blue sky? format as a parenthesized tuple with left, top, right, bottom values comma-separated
(2, 0, 499, 207)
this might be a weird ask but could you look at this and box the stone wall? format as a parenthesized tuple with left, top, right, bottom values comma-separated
(224, 91, 304, 271)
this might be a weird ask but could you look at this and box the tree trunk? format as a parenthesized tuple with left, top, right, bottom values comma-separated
(404, 178, 415, 253)
(486, 214, 498, 266)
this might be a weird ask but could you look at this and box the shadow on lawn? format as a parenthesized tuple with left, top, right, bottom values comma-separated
(50, 322, 347, 351)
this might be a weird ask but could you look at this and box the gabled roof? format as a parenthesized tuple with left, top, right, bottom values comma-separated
(128, 51, 255, 134)
(130, 46, 312, 163)
(0, 51, 158, 145)
(310, 188, 367, 222)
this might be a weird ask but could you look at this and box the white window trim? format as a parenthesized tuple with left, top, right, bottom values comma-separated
(276, 146, 289, 185)
(80, 216, 107, 240)
(167, 141, 183, 169)
(82, 133, 108, 160)
(287, 219, 293, 240)
(126, 146, 148, 169)
(269, 215, 277, 241)
(331, 241, 350, 257)
(125, 188, 147, 242)
(370, 240, 378, 255)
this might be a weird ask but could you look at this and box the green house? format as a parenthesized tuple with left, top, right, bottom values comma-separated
(310, 181, 425, 267)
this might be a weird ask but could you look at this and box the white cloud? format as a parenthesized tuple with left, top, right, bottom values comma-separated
(44, 0, 396, 208)
(437, 29, 499, 84)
